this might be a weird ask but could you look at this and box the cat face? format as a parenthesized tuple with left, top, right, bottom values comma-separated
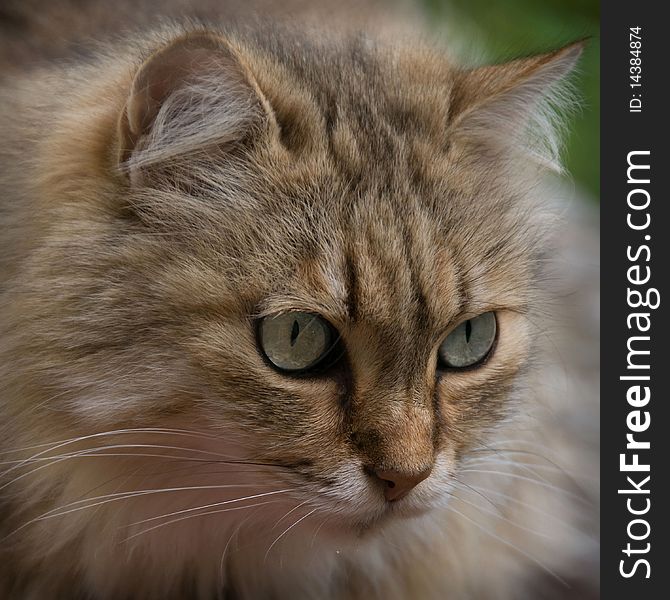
(157, 174, 535, 527)
(3, 30, 581, 546)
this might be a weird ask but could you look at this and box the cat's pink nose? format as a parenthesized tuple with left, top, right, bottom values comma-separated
(371, 467, 432, 502)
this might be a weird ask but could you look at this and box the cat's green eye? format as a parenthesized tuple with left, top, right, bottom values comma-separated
(259, 312, 335, 373)
(438, 312, 497, 369)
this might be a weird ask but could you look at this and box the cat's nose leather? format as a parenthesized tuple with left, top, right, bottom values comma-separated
(371, 467, 432, 502)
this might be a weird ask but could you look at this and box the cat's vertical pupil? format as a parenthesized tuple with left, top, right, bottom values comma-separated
(438, 312, 497, 368)
(290, 320, 300, 347)
(259, 312, 334, 372)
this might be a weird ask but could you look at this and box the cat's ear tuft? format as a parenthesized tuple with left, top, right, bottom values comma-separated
(117, 32, 273, 177)
(450, 41, 585, 172)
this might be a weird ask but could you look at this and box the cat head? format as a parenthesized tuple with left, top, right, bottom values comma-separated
(8, 28, 582, 534)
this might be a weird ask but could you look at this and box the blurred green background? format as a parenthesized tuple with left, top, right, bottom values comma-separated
(420, 0, 600, 200)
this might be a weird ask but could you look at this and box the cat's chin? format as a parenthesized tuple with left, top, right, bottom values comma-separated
(363, 501, 434, 531)
(312, 500, 434, 540)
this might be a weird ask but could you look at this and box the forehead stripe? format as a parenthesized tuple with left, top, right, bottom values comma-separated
(344, 251, 360, 321)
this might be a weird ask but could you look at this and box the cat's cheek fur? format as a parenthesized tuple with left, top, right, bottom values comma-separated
(6, 425, 334, 597)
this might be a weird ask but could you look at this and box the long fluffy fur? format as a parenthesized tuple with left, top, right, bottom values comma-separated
(0, 5, 598, 599)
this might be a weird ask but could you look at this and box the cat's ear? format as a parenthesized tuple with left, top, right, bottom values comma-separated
(450, 41, 584, 171)
(117, 32, 274, 178)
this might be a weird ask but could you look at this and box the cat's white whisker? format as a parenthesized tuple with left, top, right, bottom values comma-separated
(1, 437, 285, 494)
(264, 508, 318, 563)
(127, 489, 294, 527)
(219, 509, 258, 587)
(469, 446, 572, 470)
(467, 446, 590, 492)
(461, 457, 566, 479)
(123, 500, 282, 543)
(270, 499, 310, 530)
(309, 514, 332, 548)
(450, 477, 503, 515)
(37, 483, 272, 519)
(450, 484, 551, 539)
(0, 450, 275, 494)
(0, 427, 225, 455)
(2, 483, 276, 542)
(0, 429, 231, 474)
(444, 504, 569, 587)
(458, 469, 588, 504)
(473, 439, 567, 453)
(471, 463, 584, 501)
(6, 439, 244, 464)
(456, 481, 598, 543)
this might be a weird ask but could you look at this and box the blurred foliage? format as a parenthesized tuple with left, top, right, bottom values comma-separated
(420, 0, 600, 200)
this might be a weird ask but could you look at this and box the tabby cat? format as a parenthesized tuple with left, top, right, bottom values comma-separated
(0, 1, 599, 598)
